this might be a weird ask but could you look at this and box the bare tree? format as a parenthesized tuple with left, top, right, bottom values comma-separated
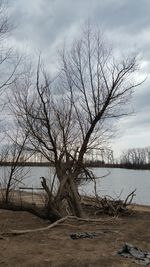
(0, 0, 22, 152)
(120, 146, 150, 169)
(0, 1, 20, 96)
(0, 129, 30, 203)
(0, 0, 25, 203)
(11, 25, 142, 219)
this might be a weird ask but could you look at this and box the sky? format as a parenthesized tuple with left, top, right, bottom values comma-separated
(6, 0, 150, 158)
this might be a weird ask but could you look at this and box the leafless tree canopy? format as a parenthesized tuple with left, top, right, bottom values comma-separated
(120, 146, 150, 168)
(0, 1, 21, 95)
(11, 25, 141, 218)
(0, 1, 25, 205)
(0, 129, 29, 203)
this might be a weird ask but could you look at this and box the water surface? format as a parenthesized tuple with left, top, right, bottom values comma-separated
(0, 166, 150, 205)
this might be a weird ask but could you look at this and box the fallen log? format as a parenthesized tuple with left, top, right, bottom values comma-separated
(0, 200, 61, 222)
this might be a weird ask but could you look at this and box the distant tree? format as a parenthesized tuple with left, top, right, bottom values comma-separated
(12, 24, 142, 220)
(120, 147, 150, 168)
(0, 129, 29, 203)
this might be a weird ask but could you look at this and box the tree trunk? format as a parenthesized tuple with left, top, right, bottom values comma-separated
(41, 177, 61, 220)
(0, 200, 60, 222)
(68, 176, 85, 218)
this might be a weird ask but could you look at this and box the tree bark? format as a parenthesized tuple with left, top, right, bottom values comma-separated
(68, 176, 85, 218)
(0, 200, 61, 222)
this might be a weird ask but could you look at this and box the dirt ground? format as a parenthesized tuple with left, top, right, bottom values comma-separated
(0, 205, 150, 267)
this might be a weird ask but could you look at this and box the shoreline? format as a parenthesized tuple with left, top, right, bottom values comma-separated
(130, 203, 150, 212)
(1, 189, 150, 212)
(0, 162, 150, 170)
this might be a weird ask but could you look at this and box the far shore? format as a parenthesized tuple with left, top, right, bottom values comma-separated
(0, 161, 150, 170)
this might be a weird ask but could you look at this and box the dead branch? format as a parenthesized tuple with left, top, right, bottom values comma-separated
(1, 215, 117, 236)
(124, 189, 136, 205)
(0, 200, 51, 220)
(2, 216, 69, 236)
(82, 190, 136, 216)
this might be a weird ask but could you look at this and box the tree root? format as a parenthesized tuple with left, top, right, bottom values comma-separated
(1, 215, 117, 237)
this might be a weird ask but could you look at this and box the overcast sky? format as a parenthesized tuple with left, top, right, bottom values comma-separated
(7, 0, 150, 158)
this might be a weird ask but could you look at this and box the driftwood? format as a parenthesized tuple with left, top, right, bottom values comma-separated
(0, 188, 136, 238)
(82, 190, 136, 216)
(1, 215, 117, 237)
(0, 188, 136, 225)
(2, 216, 69, 236)
(0, 196, 66, 223)
(0, 201, 47, 218)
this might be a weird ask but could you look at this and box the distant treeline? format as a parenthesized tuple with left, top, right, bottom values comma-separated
(0, 161, 53, 167)
(119, 147, 150, 170)
(0, 161, 150, 170)
(86, 162, 150, 170)
(118, 163, 150, 170)
(1, 150, 150, 170)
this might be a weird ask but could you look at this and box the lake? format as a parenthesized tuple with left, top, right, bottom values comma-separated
(0, 166, 150, 205)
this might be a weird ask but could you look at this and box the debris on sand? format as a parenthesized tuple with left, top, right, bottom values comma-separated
(70, 229, 118, 240)
(118, 243, 150, 265)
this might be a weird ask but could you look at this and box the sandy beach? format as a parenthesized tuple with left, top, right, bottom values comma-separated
(0, 204, 150, 267)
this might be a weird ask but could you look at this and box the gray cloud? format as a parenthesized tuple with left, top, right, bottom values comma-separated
(9, 0, 97, 49)
(95, 0, 150, 33)
(9, 0, 150, 55)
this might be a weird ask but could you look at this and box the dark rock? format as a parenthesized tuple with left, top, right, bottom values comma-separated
(118, 243, 150, 265)
(70, 231, 99, 240)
